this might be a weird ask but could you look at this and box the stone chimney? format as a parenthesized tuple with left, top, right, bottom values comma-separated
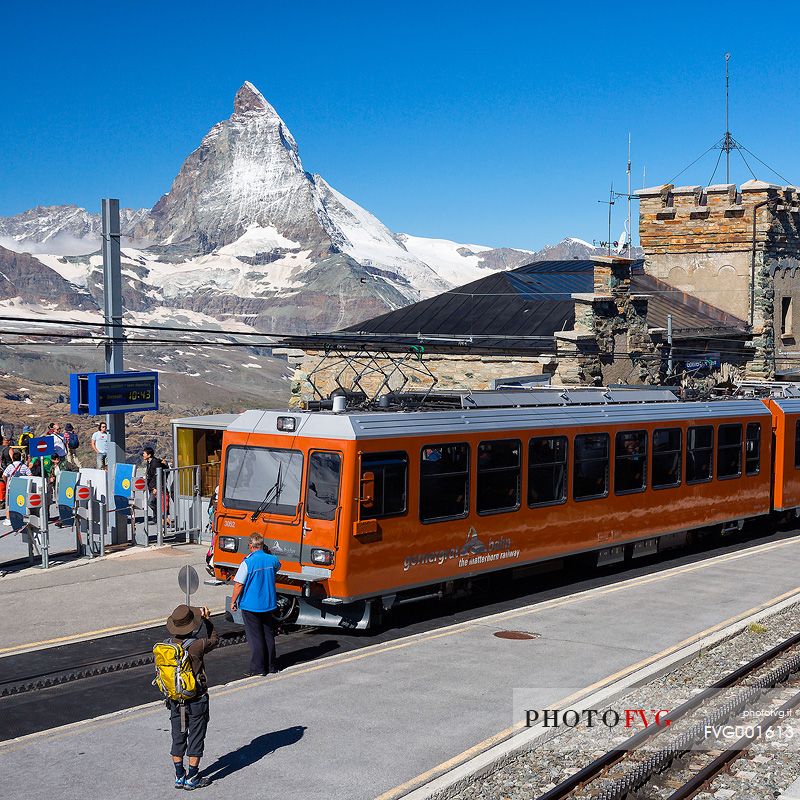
(555, 256, 657, 385)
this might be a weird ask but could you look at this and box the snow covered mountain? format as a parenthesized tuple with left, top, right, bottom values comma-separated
(0, 82, 588, 332)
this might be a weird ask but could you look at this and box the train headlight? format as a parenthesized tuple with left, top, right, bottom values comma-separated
(277, 416, 296, 432)
(219, 536, 238, 552)
(310, 548, 334, 566)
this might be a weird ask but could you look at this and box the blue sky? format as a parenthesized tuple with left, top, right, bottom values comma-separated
(3, 1, 799, 250)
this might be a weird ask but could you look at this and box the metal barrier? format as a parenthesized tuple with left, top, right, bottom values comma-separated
(75, 487, 108, 558)
(3, 462, 219, 567)
(154, 463, 218, 546)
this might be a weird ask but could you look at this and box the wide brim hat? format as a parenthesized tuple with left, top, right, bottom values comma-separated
(166, 604, 202, 636)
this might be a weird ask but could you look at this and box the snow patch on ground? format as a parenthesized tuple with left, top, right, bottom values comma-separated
(33, 253, 91, 287)
(217, 225, 300, 257)
(397, 234, 501, 286)
(566, 237, 595, 248)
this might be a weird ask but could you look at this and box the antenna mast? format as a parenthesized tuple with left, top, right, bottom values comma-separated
(724, 53, 732, 183)
(626, 134, 632, 256)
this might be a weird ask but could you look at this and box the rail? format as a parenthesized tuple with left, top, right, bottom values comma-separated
(535, 630, 800, 800)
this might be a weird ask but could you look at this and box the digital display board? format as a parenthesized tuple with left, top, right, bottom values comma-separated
(70, 371, 159, 415)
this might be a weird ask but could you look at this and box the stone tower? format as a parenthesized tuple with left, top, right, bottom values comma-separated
(637, 180, 800, 377)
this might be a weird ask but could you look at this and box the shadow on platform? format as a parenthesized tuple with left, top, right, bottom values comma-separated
(202, 725, 306, 783)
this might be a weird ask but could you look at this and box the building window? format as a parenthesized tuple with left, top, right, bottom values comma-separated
(360, 452, 408, 519)
(782, 297, 793, 336)
(686, 426, 713, 484)
(614, 431, 647, 494)
(477, 440, 520, 514)
(573, 433, 609, 501)
(420, 443, 469, 522)
(652, 428, 682, 489)
(745, 423, 761, 476)
(717, 424, 742, 479)
(528, 436, 568, 507)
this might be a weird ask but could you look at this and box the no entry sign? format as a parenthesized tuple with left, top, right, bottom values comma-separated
(76, 486, 91, 501)
(134, 477, 146, 491)
(28, 493, 42, 508)
(29, 436, 55, 457)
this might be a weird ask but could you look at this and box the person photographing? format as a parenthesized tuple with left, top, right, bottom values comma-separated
(230, 533, 281, 676)
(155, 604, 219, 790)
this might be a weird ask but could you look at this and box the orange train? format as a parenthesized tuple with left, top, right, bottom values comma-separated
(211, 387, 800, 629)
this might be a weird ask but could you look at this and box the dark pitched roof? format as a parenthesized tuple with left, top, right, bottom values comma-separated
(279, 260, 748, 355)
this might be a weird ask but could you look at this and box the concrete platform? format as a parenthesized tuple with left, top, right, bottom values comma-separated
(2, 536, 800, 799)
(0, 544, 226, 653)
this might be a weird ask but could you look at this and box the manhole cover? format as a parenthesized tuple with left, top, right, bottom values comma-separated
(493, 630, 540, 640)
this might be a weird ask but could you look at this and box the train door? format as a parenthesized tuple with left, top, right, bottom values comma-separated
(301, 449, 343, 566)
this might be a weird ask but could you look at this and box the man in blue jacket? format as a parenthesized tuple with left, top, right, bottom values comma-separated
(230, 533, 282, 675)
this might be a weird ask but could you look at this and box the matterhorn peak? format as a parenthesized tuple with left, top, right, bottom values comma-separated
(234, 81, 272, 115)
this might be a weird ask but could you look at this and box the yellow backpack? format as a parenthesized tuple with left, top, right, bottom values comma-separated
(152, 638, 198, 701)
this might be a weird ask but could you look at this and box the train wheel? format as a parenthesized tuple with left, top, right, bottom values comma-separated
(271, 596, 299, 626)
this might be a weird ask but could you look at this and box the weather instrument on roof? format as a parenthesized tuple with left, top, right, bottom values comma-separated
(70, 371, 159, 415)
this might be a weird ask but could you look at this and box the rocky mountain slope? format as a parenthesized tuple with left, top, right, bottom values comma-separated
(0, 81, 605, 334)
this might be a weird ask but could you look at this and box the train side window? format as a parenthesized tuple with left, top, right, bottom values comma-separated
(652, 428, 681, 489)
(420, 443, 470, 522)
(745, 423, 761, 476)
(528, 436, 568, 507)
(306, 451, 342, 521)
(614, 430, 647, 494)
(795, 420, 800, 469)
(573, 433, 609, 501)
(717, 424, 742, 479)
(686, 426, 713, 483)
(360, 452, 408, 519)
(477, 439, 520, 514)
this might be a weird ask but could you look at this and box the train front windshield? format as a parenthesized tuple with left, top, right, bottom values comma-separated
(223, 446, 303, 516)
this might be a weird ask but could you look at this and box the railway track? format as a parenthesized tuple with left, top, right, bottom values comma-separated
(535, 632, 800, 800)
(0, 628, 248, 698)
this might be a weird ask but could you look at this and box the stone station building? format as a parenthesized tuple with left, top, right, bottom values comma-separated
(638, 179, 800, 379)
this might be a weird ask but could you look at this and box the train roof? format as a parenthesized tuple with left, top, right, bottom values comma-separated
(227, 398, 771, 441)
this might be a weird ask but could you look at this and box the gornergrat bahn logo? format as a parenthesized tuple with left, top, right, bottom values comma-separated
(402, 527, 520, 572)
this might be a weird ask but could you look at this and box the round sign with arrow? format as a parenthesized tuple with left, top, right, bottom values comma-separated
(178, 565, 200, 606)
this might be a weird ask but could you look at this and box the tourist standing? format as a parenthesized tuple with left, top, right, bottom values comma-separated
(63, 423, 82, 468)
(91, 422, 109, 470)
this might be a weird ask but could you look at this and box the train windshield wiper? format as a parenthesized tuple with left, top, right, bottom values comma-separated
(250, 462, 283, 521)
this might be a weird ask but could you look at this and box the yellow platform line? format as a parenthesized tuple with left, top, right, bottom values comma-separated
(0, 607, 226, 657)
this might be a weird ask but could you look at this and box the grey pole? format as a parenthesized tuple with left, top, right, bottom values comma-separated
(156, 467, 164, 547)
(41, 481, 50, 570)
(667, 314, 674, 378)
(101, 199, 127, 545)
